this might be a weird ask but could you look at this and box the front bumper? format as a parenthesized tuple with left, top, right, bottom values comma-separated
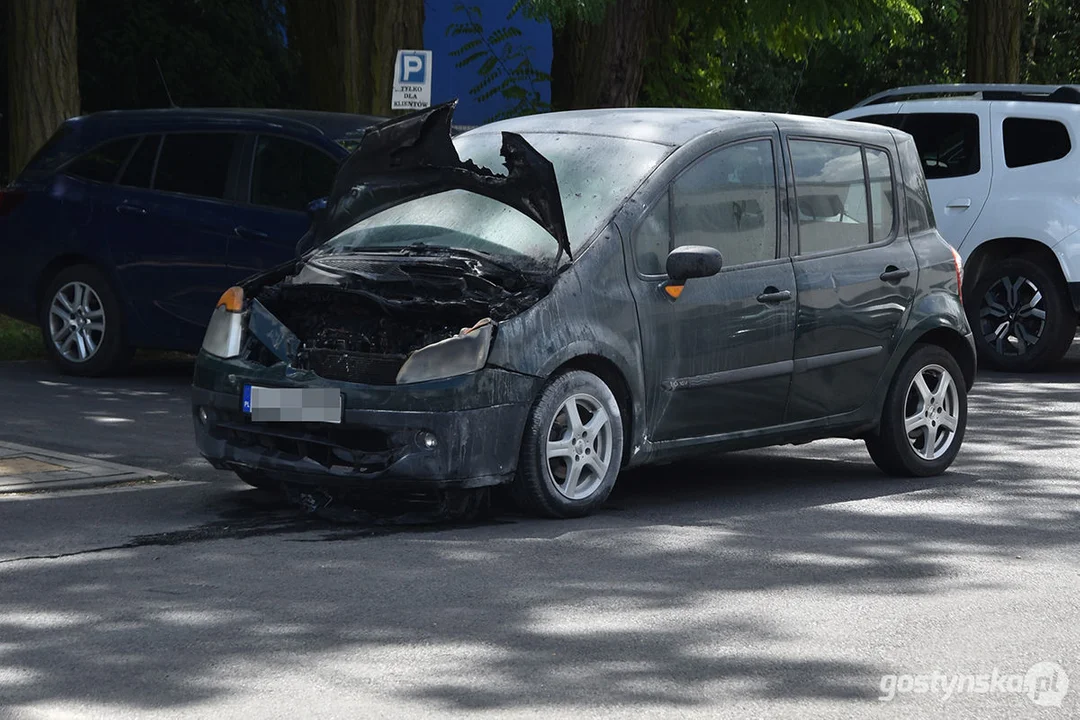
(192, 352, 540, 490)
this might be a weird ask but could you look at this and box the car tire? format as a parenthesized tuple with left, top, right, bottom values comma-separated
(866, 344, 967, 477)
(967, 256, 1076, 372)
(39, 265, 132, 377)
(512, 370, 624, 518)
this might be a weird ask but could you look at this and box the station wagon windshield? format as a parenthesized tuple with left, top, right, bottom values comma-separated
(315, 132, 672, 260)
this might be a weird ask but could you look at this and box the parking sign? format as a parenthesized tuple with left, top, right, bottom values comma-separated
(392, 50, 432, 110)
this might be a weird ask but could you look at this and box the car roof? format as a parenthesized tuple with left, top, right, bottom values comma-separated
(68, 107, 386, 141)
(461, 108, 894, 147)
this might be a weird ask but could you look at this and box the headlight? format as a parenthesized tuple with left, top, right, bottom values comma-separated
(201, 287, 245, 358)
(396, 319, 494, 384)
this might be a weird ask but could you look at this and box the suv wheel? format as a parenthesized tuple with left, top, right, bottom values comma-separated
(866, 344, 967, 477)
(512, 370, 624, 518)
(39, 265, 132, 376)
(968, 257, 1076, 372)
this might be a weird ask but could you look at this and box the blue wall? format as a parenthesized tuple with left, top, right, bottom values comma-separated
(423, 0, 552, 126)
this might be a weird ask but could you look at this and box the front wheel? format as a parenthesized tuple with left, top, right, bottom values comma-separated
(866, 345, 967, 477)
(967, 257, 1076, 372)
(511, 370, 624, 518)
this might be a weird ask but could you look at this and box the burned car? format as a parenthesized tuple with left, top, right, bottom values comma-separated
(192, 102, 976, 518)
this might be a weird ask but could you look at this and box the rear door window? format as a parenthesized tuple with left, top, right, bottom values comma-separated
(153, 133, 239, 200)
(790, 140, 870, 254)
(64, 138, 137, 184)
(250, 136, 338, 212)
(1003, 118, 1071, 168)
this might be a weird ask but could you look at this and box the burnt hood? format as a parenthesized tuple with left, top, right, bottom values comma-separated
(297, 100, 572, 260)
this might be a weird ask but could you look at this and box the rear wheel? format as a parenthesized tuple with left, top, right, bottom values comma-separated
(866, 344, 967, 477)
(512, 370, 624, 518)
(39, 265, 131, 376)
(968, 257, 1076, 372)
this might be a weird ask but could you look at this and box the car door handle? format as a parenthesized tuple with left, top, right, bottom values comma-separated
(234, 226, 268, 240)
(945, 198, 972, 210)
(116, 203, 147, 216)
(756, 288, 793, 304)
(880, 266, 911, 282)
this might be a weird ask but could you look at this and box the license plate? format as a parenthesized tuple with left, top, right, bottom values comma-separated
(242, 385, 342, 424)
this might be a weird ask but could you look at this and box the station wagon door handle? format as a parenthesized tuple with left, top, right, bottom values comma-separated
(116, 203, 147, 216)
(945, 198, 972, 210)
(234, 226, 269, 240)
(880, 266, 911, 282)
(756, 288, 793, 304)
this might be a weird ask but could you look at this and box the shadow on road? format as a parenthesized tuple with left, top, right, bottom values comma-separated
(0, 355, 1078, 713)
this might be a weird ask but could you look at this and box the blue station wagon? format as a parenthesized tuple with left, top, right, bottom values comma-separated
(0, 108, 383, 375)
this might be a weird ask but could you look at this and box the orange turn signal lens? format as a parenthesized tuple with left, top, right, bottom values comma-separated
(217, 286, 244, 312)
(664, 285, 684, 299)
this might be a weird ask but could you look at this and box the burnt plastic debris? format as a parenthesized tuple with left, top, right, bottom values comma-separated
(295, 99, 571, 261)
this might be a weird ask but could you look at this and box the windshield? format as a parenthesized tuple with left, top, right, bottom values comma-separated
(315, 132, 671, 261)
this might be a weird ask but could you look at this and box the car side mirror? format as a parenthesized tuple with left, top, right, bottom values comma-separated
(666, 245, 723, 285)
(307, 196, 328, 222)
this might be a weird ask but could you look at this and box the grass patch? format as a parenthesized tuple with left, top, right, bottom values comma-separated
(0, 315, 43, 361)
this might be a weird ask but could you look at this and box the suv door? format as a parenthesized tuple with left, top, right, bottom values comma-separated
(856, 107, 991, 248)
(627, 131, 797, 442)
(783, 135, 918, 422)
(227, 134, 340, 276)
(108, 132, 243, 348)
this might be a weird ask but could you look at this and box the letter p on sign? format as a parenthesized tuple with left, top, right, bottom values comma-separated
(399, 52, 427, 83)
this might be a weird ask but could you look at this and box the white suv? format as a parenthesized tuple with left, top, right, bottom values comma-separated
(834, 84, 1080, 372)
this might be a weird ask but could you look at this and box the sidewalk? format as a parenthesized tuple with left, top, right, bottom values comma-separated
(0, 441, 166, 493)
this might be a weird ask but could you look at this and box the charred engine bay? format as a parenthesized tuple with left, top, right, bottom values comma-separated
(255, 254, 552, 384)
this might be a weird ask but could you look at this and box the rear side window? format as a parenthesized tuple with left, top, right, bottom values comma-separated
(250, 136, 338, 212)
(64, 138, 137, 184)
(866, 148, 896, 242)
(1003, 118, 1071, 168)
(671, 139, 779, 266)
(154, 133, 238, 200)
(118, 135, 161, 189)
(790, 140, 870, 254)
(896, 113, 981, 179)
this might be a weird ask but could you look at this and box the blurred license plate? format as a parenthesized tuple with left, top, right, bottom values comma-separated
(242, 385, 342, 424)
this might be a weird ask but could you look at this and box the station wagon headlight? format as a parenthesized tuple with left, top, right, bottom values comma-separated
(201, 287, 245, 359)
(396, 319, 494, 384)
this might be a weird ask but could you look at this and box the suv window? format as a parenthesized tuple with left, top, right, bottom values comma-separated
(64, 138, 137, 183)
(118, 135, 161, 189)
(790, 140, 870, 254)
(153, 133, 238, 200)
(897, 113, 981, 180)
(1003, 118, 1071, 168)
(250, 136, 338, 212)
(671, 139, 778, 266)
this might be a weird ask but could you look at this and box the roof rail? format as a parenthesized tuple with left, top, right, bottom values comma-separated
(852, 84, 1080, 108)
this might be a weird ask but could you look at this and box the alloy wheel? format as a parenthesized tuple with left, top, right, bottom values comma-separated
(978, 275, 1046, 357)
(48, 281, 106, 363)
(545, 393, 613, 501)
(903, 363, 960, 461)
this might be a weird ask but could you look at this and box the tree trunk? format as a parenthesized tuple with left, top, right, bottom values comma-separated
(358, 0, 424, 116)
(7, 0, 80, 179)
(286, 0, 362, 113)
(550, 0, 655, 110)
(966, 0, 1025, 83)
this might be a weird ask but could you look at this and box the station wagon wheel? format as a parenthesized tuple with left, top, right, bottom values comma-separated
(968, 257, 1076, 372)
(39, 265, 131, 377)
(866, 344, 967, 477)
(513, 370, 624, 518)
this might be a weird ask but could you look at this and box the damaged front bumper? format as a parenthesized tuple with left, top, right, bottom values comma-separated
(192, 352, 540, 490)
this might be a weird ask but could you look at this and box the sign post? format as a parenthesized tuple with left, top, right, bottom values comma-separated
(391, 50, 433, 111)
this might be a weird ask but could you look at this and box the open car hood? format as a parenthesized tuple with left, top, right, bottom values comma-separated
(297, 100, 572, 260)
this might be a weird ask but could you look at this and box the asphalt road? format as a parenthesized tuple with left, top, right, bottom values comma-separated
(1, 351, 1080, 719)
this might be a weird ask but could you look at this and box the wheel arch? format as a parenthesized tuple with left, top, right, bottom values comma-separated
(910, 327, 977, 390)
(35, 253, 108, 312)
(962, 237, 1067, 304)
